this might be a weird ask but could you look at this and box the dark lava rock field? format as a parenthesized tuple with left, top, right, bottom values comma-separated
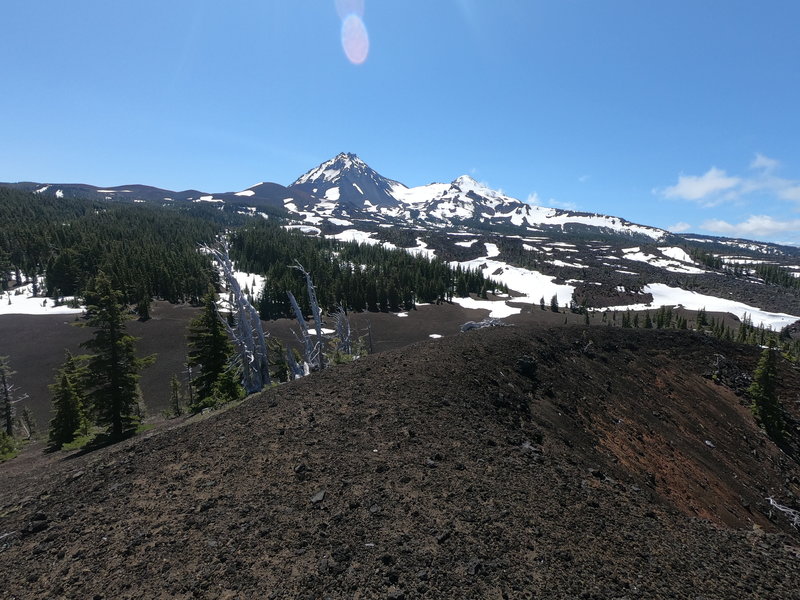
(2, 324, 800, 599)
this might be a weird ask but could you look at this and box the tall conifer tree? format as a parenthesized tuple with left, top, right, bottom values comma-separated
(187, 290, 235, 409)
(749, 346, 785, 444)
(81, 273, 154, 441)
(48, 352, 87, 449)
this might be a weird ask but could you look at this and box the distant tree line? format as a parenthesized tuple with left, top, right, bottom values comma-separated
(228, 221, 505, 319)
(688, 246, 800, 291)
(0, 188, 230, 303)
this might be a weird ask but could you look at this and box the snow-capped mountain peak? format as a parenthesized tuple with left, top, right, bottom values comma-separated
(291, 152, 366, 187)
(289, 152, 403, 210)
(450, 175, 503, 200)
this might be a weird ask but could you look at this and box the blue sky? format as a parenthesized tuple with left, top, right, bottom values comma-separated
(2, 1, 800, 244)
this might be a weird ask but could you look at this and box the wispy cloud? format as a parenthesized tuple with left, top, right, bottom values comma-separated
(548, 198, 578, 211)
(750, 153, 779, 172)
(661, 167, 740, 202)
(701, 215, 800, 238)
(658, 154, 800, 209)
(668, 221, 692, 233)
(778, 186, 800, 202)
(525, 192, 577, 211)
(578, 174, 590, 183)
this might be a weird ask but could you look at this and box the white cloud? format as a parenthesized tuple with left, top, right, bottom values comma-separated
(778, 185, 800, 202)
(750, 153, 780, 172)
(660, 154, 800, 209)
(701, 215, 800, 238)
(662, 167, 741, 201)
(548, 199, 578, 211)
(668, 221, 692, 233)
(526, 192, 576, 210)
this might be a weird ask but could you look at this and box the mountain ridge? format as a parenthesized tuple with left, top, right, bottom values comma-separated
(4, 152, 800, 264)
(2, 152, 672, 241)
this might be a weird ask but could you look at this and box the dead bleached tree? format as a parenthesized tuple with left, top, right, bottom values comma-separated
(288, 290, 318, 373)
(205, 242, 270, 394)
(286, 344, 306, 380)
(288, 262, 325, 373)
(0, 356, 28, 437)
(767, 497, 800, 528)
(333, 305, 353, 355)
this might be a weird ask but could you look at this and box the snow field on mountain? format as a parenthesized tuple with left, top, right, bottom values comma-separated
(621, 247, 707, 274)
(454, 253, 575, 309)
(601, 283, 800, 330)
(659, 247, 695, 263)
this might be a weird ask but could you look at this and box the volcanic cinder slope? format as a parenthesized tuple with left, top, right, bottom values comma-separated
(1, 325, 800, 599)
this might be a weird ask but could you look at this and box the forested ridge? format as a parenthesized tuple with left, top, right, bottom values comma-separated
(0, 188, 233, 303)
(1, 189, 504, 316)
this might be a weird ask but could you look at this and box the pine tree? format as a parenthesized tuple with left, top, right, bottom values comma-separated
(81, 273, 154, 442)
(169, 374, 183, 417)
(207, 370, 244, 407)
(550, 294, 559, 313)
(748, 347, 785, 444)
(48, 367, 84, 450)
(187, 290, 235, 411)
(136, 295, 151, 321)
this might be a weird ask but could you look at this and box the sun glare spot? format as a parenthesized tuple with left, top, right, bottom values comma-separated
(341, 14, 369, 65)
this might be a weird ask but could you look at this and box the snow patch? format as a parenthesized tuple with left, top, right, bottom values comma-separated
(405, 239, 436, 259)
(453, 257, 575, 309)
(283, 224, 321, 235)
(330, 229, 380, 245)
(601, 283, 800, 330)
(0, 280, 83, 317)
(450, 296, 522, 319)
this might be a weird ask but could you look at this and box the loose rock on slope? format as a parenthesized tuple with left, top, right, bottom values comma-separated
(1, 324, 800, 599)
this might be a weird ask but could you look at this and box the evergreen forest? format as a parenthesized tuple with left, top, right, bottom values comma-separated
(228, 220, 505, 319)
(1, 189, 504, 317)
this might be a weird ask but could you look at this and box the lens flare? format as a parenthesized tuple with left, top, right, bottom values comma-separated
(341, 14, 369, 65)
